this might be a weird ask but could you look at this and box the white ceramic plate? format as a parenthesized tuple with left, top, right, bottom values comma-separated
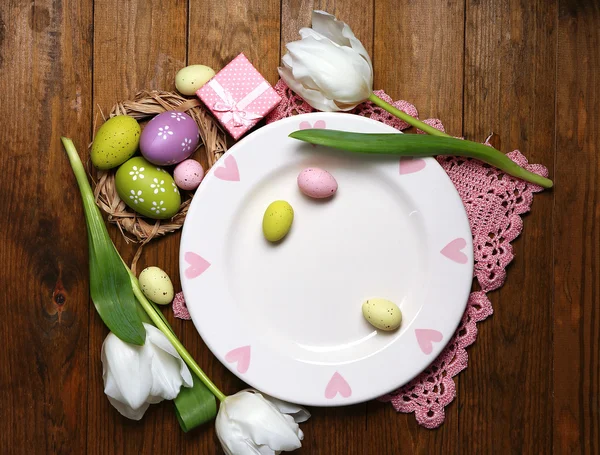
(180, 113, 473, 406)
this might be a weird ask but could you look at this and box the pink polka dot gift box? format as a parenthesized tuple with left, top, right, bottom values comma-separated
(196, 53, 281, 140)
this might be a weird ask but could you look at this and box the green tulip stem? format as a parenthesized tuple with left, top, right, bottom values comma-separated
(368, 93, 451, 138)
(289, 130, 553, 188)
(129, 272, 227, 403)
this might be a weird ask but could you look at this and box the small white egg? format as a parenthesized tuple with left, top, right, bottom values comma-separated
(138, 266, 175, 305)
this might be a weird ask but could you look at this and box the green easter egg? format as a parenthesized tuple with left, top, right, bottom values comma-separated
(115, 157, 181, 219)
(91, 115, 141, 169)
(262, 200, 294, 242)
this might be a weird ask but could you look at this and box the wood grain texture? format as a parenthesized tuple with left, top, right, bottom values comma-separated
(462, 1, 556, 453)
(554, 2, 600, 454)
(0, 0, 93, 453)
(1, 0, 599, 453)
(189, 0, 281, 85)
(374, 0, 465, 135)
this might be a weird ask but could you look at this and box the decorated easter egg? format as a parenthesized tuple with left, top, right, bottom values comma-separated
(91, 115, 140, 169)
(115, 157, 181, 219)
(362, 298, 402, 331)
(138, 266, 174, 305)
(262, 200, 294, 242)
(174, 159, 204, 190)
(140, 111, 200, 166)
(297, 167, 338, 199)
(175, 64, 215, 95)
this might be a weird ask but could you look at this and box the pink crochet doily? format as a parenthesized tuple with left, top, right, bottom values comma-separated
(175, 80, 548, 429)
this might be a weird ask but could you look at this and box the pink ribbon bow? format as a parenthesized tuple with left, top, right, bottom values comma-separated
(209, 79, 269, 128)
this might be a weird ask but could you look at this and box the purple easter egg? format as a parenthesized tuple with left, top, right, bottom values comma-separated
(140, 111, 200, 166)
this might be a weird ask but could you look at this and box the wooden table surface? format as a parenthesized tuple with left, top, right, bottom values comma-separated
(1, 0, 599, 454)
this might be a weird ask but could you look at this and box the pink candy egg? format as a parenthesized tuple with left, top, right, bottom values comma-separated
(174, 159, 204, 190)
(140, 111, 200, 166)
(297, 167, 338, 199)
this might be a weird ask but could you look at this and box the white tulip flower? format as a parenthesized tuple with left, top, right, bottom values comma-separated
(101, 323, 193, 420)
(281, 10, 449, 137)
(215, 389, 310, 455)
(279, 10, 373, 111)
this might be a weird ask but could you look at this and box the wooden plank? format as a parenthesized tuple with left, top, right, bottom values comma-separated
(183, 0, 281, 451)
(372, 0, 465, 453)
(554, 2, 600, 454)
(89, 0, 188, 453)
(189, 0, 281, 85)
(461, 0, 556, 453)
(0, 0, 93, 453)
(374, 0, 465, 136)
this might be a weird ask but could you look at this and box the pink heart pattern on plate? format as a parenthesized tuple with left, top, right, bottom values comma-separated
(325, 372, 352, 399)
(214, 155, 240, 181)
(225, 345, 251, 374)
(299, 120, 326, 129)
(440, 238, 468, 264)
(399, 157, 426, 175)
(415, 329, 443, 354)
(184, 252, 211, 279)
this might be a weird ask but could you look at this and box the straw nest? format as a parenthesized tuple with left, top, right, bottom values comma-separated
(90, 90, 228, 270)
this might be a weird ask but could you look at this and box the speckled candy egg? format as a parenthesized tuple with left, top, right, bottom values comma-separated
(262, 200, 294, 242)
(175, 64, 215, 95)
(174, 159, 204, 190)
(91, 115, 141, 169)
(138, 266, 174, 305)
(297, 167, 338, 199)
(115, 157, 181, 219)
(140, 111, 200, 166)
(362, 298, 402, 331)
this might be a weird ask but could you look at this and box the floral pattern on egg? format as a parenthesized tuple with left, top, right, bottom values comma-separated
(129, 189, 144, 204)
(170, 112, 187, 122)
(115, 157, 181, 220)
(129, 165, 145, 180)
(150, 178, 166, 194)
(140, 111, 200, 166)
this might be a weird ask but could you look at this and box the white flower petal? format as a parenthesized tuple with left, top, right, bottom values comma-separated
(263, 394, 311, 423)
(216, 390, 305, 455)
(286, 37, 371, 104)
(298, 27, 328, 42)
(278, 66, 340, 111)
(145, 324, 193, 389)
(281, 10, 373, 111)
(310, 10, 347, 45)
(106, 396, 151, 421)
(311, 10, 372, 72)
(101, 324, 193, 422)
(101, 332, 151, 412)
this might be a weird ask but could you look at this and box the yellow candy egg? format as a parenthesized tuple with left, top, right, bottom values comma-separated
(362, 298, 402, 331)
(175, 65, 216, 95)
(138, 266, 174, 305)
(262, 200, 294, 242)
